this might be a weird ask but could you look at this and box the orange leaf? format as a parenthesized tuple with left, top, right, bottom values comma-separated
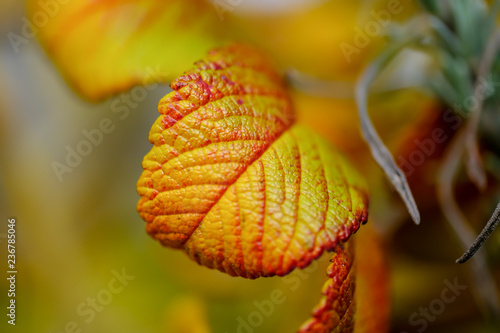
(354, 225, 390, 333)
(136, 44, 369, 279)
(28, 0, 222, 101)
(298, 242, 356, 333)
(298, 225, 390, 333)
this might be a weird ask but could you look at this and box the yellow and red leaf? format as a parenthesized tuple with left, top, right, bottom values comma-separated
(136, 44, 369, 280)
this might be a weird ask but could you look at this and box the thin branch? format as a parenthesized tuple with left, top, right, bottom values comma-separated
(437, 128, 500, 316)
(457, 201, 500, 263)
(464, 136, 487, 190)
(435, 23, 500, 316)
(449, 29, 500, 269)
(436, 27, 500, 312)
(437, 129, 477, 249)
(464, 29, 500, 191)
(433, 6, 500, 316)
(355, 41, 421, 224)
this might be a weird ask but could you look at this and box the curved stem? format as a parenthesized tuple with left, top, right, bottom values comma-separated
(436, 26, 500, 313)
(437, 129, 476, 249)
(355, 41, 421, 224)
(464, 29, 500, 190)
(437, 128, 500, 316)
(434, 10, 500, 316)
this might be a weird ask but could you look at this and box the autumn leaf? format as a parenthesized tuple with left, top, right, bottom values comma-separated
(27, 0, 222, 101)
(136, 43, 369, 282)
(298, 242, 356, 333)
(353, 224, 390, 333)
(298, 225, 389, 333)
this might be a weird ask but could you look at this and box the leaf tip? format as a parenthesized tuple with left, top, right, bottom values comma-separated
(411, 209, 421, 225)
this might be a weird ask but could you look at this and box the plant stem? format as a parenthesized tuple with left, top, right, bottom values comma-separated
(355, 40, 421, 225)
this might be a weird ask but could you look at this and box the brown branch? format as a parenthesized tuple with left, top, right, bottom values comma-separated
(436, 28, 500, 316)
(437, 128, 500, 316)
(457, 201, 500, 263)
(464, 30, 500, 191)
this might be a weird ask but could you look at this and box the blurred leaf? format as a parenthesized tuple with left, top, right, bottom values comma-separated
(354, 225, 390, 333)
(28, 0, 223, 101)
(230, 0, 419, 80)
(136, 44, 369, 281)
(164, 295, 211, 333)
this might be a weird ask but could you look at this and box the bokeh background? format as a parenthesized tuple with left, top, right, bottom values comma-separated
(1, 1, 499, 332)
